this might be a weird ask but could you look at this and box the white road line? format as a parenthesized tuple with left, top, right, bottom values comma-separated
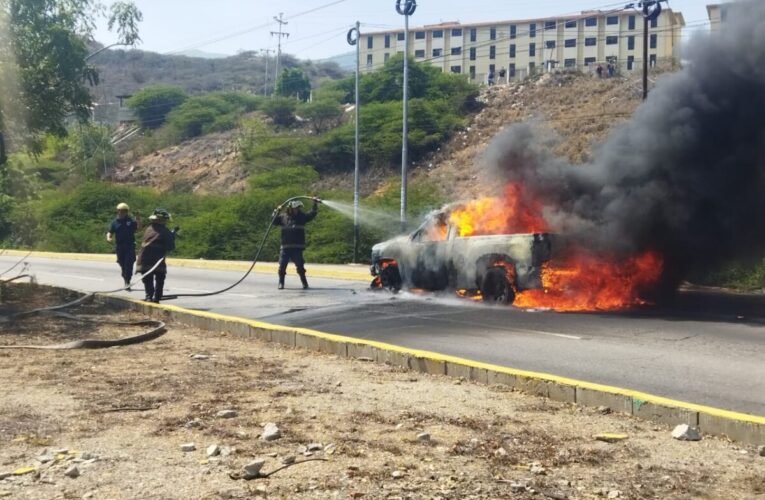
(520, 330, 582, 340)
(172, 287, 212, 293)
(38, 272, 104, 282)
(225, 293, 257, 298)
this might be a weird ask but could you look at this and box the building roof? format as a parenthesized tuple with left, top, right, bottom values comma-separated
(362, 8, 680, 36)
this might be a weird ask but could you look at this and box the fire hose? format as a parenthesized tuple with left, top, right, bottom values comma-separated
(160, 195, 321, 300)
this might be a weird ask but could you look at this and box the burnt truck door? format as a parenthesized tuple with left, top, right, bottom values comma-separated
(409, 218, 450, 290)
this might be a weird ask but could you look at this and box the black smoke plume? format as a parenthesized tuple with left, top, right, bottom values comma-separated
(483, 0, 765, 295)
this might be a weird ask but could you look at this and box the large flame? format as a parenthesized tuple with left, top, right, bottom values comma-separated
(450, 183, 548, 236)
(449, 183, 663, 311)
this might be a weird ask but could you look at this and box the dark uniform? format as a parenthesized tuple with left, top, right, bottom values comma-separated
(109, 216, 138, 284)
(137, 222, 176, 302)
(273, 201, 318, 289)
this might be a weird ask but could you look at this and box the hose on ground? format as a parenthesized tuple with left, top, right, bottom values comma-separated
(0, 311, 166, 350)
(0, 251, 31, 277)
(160, 195, 319, 300)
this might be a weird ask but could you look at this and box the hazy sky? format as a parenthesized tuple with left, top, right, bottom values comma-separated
(94, 0, 714, 60)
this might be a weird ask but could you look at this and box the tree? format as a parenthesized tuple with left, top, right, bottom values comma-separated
(275, 67, 311, 101)
(127, 85, 188, 129)
(299, 99, 344, 133)
(261, 97, 297, 127)
(0, 0, 142, 158)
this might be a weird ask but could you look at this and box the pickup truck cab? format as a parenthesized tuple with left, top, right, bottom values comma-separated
(370, 209, 555, 304)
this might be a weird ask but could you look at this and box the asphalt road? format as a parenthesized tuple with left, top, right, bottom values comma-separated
(3, 255, 764, 416)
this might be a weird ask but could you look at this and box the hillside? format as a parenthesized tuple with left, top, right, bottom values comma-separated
(88, 47, 347, 123)
(413, 71, 645, 199)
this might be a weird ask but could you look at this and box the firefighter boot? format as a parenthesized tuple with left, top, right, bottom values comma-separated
(278, 272, 285, 290)
(299, 271, 309, 290)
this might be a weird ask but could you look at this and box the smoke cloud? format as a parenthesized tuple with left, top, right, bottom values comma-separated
(483, 0, 765, 289)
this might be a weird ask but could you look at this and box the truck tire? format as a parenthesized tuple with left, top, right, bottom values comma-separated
(380, 264, 402, 293)
(481, 267, 515, 305)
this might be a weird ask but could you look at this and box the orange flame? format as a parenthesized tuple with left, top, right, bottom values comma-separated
(450, 183, 549, 236)
(514, 249, 663, 312)
(449, 182, 663, 311)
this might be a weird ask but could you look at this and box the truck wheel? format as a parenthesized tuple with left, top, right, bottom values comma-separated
(380, 264, 402, 293)
(481, 267, 515, 305)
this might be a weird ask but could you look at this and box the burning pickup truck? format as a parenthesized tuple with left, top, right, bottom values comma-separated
(369, 206, 556, 304)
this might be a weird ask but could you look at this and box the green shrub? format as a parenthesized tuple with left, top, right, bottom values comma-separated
(127, 85, 188, 129)
(261, 97, 297, 127)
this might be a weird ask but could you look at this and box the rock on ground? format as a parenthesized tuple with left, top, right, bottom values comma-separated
(671, 424, 702, 441)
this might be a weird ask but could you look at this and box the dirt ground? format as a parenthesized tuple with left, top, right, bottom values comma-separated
(1, 284, 764, 500)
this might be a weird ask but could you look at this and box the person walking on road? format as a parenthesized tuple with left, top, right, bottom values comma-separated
(272, 198, 320, 290)
(106, 202, 141, 290)
(136, 208, 176, 303)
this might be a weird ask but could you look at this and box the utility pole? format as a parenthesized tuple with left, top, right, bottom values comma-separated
(347, 22, 362, 263)
(627, 1, 665, 100)
(271, 13, 289, 95)
(396, 0, 417, 232)
(260, 48, 275, 95)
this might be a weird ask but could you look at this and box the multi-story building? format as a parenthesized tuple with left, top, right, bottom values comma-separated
(707, 3, 733, 31)
(359, 8, 685, 83)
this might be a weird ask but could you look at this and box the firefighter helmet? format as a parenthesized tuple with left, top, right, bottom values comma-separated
(288, 200, 304, 209)
(116, 202, 130, 211)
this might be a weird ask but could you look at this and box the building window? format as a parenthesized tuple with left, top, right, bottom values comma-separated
(470, 28, 477, 42)
(529, 42, 535, 57)
(509, 44, 516, 57)
(384, 35, 390, 48)
(489, 63, 495, 74)
(414, 49, 425, 58)
(367, 36, 373, 49)
(565, 19, 576, 28)
(451, 46, 462, 56)
(452, 28, 462, 37)
(509, 63, 516, 77)
(489, 45, 496, 59)
(529, 62, 535, 74)
(628, 15, 636, 30)
(564, 58, 576, 67)
(490, 27, 496, 40)
(432, 48, 443, 57)
(585, 37, 597, 47)
(607, 16, 619, 25)
(529, 23, 536, 38)
(627, 55, 634, 70)
(545, 40, 556, 49)
(544, 20, 556, 31)
(627, 36, 635, 50)
(469, 47, 476, 60)
(469, 65, 476, 79)
(565, 38, 576, 48)
(650, 54, 657, 67)
(606, 36, 618, 45)
(510, 24, 516, 39)
(366, 54, 373, 67)
(584, 56, 596, 66)
(433, 30, 443, 38)
(384, 53, 390, 63)
(585, 17, 597, 27)
(651, 17, 658, 28)
(650, 34, 657, 49)
(450, 65, 461, 74)
(415, 31, 425, 40)
(397, 32, 405, 41)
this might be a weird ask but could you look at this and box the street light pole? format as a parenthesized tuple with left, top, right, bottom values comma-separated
(347, 22, 362, 263)
(396, 0, 416, 233)
(626, 1, 664, 100)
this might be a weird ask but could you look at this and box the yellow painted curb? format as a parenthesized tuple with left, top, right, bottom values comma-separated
(1, 249, 370, 282)
(107, 295, 765, 432)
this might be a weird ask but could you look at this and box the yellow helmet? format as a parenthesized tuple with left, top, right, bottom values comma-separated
(116, 202, 130, 211)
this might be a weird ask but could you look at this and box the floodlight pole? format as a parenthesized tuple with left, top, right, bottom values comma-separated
(347, 22, 362, 263)
(396, 0, 416, 232)
(627, 1, 665, 100)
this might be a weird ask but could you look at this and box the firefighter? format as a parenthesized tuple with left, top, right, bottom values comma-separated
(272, 198, 320, 290)
(136, 208, 176, 303)
(106, 202, 141, 289)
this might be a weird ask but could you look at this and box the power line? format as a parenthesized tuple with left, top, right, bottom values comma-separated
(271, 13, 290, 92)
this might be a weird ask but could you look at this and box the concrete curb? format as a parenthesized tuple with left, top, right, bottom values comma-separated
(101, 295, 765, 446)
(1, 249, 370, 282)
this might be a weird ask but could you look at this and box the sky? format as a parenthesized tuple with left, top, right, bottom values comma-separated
(93, 0, 715, 60)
